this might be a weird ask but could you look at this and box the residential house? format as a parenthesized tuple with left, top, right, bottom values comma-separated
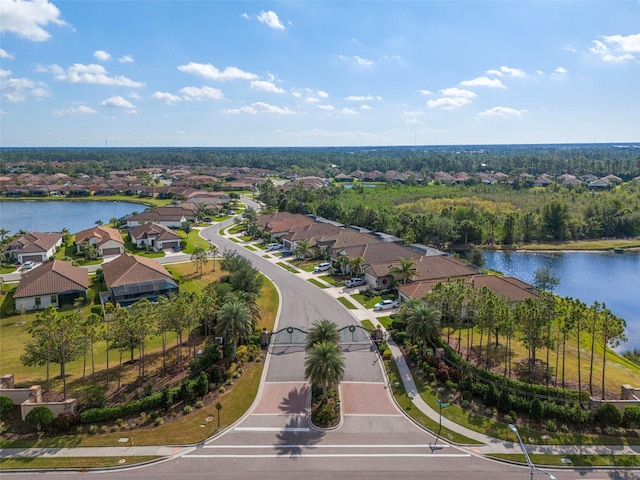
(5, 231, 63, 264)
(280, 222, 343, 253)
(14, 260, 88, 312)
(398, 274, 538, 305)
(129, 223, 182, 252)
(101, 253, 178, 307)
(74, 226, 125, 257)
(256, 212, 315, 239)
(125, 207, 188, 228)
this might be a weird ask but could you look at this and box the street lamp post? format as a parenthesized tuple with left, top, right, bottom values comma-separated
(508, 424, 557, 480)
(429, 398, 449, 451)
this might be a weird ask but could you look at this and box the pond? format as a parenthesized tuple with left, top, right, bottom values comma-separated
(0, 200, 143, 234)
(482, 250, 640, 352)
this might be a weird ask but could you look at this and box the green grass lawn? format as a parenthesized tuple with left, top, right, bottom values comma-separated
(377, 316, 393, 329)
(336, 296, 357, 309)
(360, 319, 375, 331)
(351, 293, 395, 309)
(244, 245, 257, 251)
(489, 453, 640, 467)
(276, 262, 299, 274)
(0, 456, 161, 470)
(308, 278, 329, 289)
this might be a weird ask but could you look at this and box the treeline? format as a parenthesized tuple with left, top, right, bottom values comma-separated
(1, 143, 639, 179)
(259, 180, 640, 246)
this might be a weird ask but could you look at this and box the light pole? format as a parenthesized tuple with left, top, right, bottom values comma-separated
(508, 424, 557, 480)
(429, 398, 449, 451)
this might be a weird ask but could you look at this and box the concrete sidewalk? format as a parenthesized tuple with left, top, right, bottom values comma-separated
(0, 445, 193, 459)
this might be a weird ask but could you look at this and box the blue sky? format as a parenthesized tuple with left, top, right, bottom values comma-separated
(1, 0, 638, 147)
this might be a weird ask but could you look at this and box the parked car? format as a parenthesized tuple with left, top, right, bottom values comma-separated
(373, 299, 398, 311)
(313, 262, 331, 272)
(23, 261, 35, 270)
(266, 243, 282, 251)
(345, 277, 367, 288)
(280, 249, 292, 256)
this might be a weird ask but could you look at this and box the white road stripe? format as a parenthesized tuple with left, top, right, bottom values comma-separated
(204, 444, 445, 449)
(234, 427, 310, 432)
(184, 454, 470, 459)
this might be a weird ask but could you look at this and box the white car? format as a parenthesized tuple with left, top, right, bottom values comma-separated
(374, 299, 398, 311)
(313, 262, 331, 272)
(23, 261, 35, 270)
(266, 243, 282, 251)
(345, 278, 367, 288)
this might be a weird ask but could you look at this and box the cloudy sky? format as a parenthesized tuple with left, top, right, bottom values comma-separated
(1, 0, 638, 147)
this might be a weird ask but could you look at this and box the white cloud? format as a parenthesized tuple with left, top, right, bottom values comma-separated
(317, 104, 335, 111)
(250, 80, 285, 93)
(460, 76, 506, 89)
(340, 108, 358, 115)
(179, 86, 224, 101)
(257, 10, 285, 30)
(0, 0, 67, 41)
(551, 66, 568, 80)
(305, 97, 320, 103)
(153, 91, 182, 104)
(589, 33, 640, 62)
(241, 13, 250, 20)
(178, 62, 258, 81)
(93, 50, 111, 61)
(53, 105, 99, 116)
(119, 54, 134, 63)
(0, 48, 14, 59)
(340, 54, 374, 67)
(439, 87, 477, 99)
(403, 110, 424, 116)
(41, 63, 145, 87)
(0, 76, 48, 102)
(486, 66, 527, 77)
(478, 106, 527, 117)
(100, 96, 135, 109)
(360, 105, 371, 110)
(555, 66, 567, 74)
(221, 102, 295, 115)
(417, 89, 432, 96)
(344, 95, 374, 102)
(427, 97, 472, 110)
(317, 90, 329, 98)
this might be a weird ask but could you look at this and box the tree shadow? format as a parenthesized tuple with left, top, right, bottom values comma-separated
(278, 385, 309, 415)
(274, 415, 324, 458)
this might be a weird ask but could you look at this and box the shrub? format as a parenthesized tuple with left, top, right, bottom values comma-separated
(154, 417, 164, 426)
(623, 405, 640, 429)
(25, 407, 54, 432)
(530, 399, 543, 423)
(52, 413, 77, 432)
(595, 402, 622, 427)
(462, 390, 472, 402)
(195, 400, 204, 409)
(0, 396, 13, 419)
(183, 405, 192, 414)
(81, 385, 108, 409)
(497, 389, 512, 414)
(545, 419, 557, 432)
(88, 424, 98, 434)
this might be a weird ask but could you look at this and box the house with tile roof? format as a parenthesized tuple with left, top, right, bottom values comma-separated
(256, 212, 315, 238)
(101, 253, 178, 307)
(125, 207, 188, 228)
(5, 231, 63, 264)
(14, 260, 89, 312)
(129, 223, 182, 252)
(74, 226, 125, 257)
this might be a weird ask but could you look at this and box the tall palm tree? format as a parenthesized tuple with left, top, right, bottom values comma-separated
(304, 340, 345, 400)
(209, 243, 219, 271)
(403, 301, 441, 347)
(306, 319, 341, 351)
(389, 257, 418, 285)
(293, 238, 313, 260)
(337, 255, 350, 276)
(0, 228, 9, 243)
(216, 300, 253, 360)
(349, 256, 365, 277)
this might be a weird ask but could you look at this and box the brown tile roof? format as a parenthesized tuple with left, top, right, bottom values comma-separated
(257, 212, 315, 234)
(398, 274, 538, 303)
(74, 226, 124, 247)
(129, 223, 181, 242)
(318, 228, 380, 251)
(14, 260, 88, 299)
(344, 242, 420, 276)
(6, 231, 63, 254)
(281, 222, 343, 244)
(102, 253, 174, 288)
(128, 207, 188, 223)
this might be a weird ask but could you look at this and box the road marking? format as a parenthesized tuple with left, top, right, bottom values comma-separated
(204, 444, 445, 449)
(234, 427, 310, 432)
(343, 413, 404, 417)
(185, 453, 470, 459)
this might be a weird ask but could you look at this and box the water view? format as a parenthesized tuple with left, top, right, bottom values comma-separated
(0, 200, 143, 234)
(483, 250, 640, 352)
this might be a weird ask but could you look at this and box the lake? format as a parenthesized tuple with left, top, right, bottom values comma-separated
(483, 250, 640, 352)
(0, 200, 143, 234)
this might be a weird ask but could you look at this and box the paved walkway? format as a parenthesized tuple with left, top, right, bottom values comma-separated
(1, 232, 637, 464)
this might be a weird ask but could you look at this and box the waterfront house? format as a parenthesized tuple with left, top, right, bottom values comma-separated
(74, 226, 125, 257)
(5, 231, 63, 264)
(128, 223, 182, 252)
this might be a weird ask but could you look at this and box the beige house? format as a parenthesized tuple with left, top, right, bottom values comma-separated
(129, 223, 182, 251)
(5, 231, 63, 264)
(14, 260, 89, 311)
(74, 225, 125, 257)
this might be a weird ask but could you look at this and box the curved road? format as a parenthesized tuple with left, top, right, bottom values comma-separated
(1, 208, 626, 479)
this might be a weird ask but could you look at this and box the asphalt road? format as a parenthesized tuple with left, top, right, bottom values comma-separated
(1, 210, 634, 480)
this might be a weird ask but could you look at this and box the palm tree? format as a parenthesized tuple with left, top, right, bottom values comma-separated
(0, 228, 9, 242)
(389, 257, 418, 285)
(336, 255, 350, 277)
(216, 300, 253, 360)
(349, 256, 365, 277)
(402, 302, 441, 347)
(304, 340, 345, 401)
(191, 246, 208, 275)
(306, 319, 340, 351)
(293, 238, 313, 260)
(209, 243, 219, 271)
(109, 217, 119, 228)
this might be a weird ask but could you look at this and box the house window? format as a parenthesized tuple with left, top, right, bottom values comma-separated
(35, 297, 41, 307)
(51, 295, 57, 304)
